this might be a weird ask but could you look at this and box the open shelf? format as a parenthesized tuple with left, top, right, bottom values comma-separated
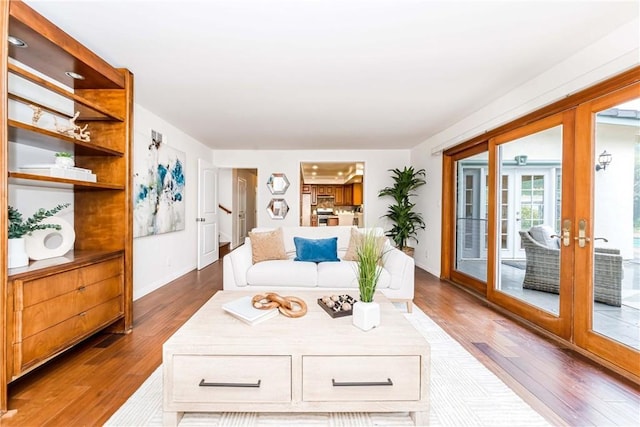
(8, 63, 124, 121)
(9, 172, 124, 190)
(8, 120, 124, 156)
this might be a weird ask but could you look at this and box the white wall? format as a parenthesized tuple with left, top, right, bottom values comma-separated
(211, 150, 411, 231)
(411, 19, 640, 276)
(132, 105, 214, 300)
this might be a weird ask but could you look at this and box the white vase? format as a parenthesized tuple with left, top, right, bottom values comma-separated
(8, 237, 29, 269)
(352, 301, 380, 331)
(55, 156, 75, 168)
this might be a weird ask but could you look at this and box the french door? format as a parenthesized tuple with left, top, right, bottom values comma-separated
(573, 83, 639, 374)
(446, 80, 640, 379)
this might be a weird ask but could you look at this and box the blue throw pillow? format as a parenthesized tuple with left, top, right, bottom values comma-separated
(293, 237, 340, 263)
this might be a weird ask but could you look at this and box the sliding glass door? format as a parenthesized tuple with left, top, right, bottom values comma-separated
(444, 78, 640, 379)
(574, 83, 640, 375)
(487, 113, 573, 338)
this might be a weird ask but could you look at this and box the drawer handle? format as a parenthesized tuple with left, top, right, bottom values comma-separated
(78, 286, 86, 292)
(332, 378, 393, 387)
(199, 379, 261, 388)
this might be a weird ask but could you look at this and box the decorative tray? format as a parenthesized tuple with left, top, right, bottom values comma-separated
(317, 294, 357, 318)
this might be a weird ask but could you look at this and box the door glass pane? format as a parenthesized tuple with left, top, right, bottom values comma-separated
(455, 153, 488, 281)
(496, 125, 563, 315)
(592, 98, 640, 350)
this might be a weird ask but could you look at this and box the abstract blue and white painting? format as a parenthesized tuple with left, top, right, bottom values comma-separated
(133, 139, 186, 237)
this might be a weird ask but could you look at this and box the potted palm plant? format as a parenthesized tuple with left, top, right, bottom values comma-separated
(8, 203, 70, 268)
(353, 228, 385, 331)
(378, 166, 426, 257)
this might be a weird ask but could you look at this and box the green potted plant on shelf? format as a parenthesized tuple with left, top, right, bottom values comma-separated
(8, 203, 70, 268)
(353, 228, 386, 331)
(378, 166, 426, 257)
(55, 151, 75, 168)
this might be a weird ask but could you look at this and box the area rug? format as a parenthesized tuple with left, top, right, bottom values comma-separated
(105, 305, 550, 427)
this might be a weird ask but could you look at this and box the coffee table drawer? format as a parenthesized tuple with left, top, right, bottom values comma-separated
(302, 355, 421, 401)
(169, 355, 291, 403)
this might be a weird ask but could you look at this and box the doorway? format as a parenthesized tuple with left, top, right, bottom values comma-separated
(299, 162, 365, 227)
(218, 168, 257, 249)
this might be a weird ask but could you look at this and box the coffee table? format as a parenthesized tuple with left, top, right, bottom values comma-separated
(162, 290, 430, 425)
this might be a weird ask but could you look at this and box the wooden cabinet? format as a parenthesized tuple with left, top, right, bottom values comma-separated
(310, 185, 317, 205)
(352, 183, 363, 205)
(1, 0, 133, 410)
(8, 254, 124, 378)
(334, 186, 344, 205)
(343, 185, 353, 205)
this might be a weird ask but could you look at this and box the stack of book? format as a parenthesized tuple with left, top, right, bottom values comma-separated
(222, 295, 279, 325)
(19, 164, 97, 182)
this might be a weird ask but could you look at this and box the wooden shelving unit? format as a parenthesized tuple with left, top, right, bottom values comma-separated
(1, 0, 133, 414)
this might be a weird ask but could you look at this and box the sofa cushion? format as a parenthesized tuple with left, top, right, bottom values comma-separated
(529, 225, 560, 249)
(247, 260, 318, 287)
(294, 237, 340, 263)
(248, 228, 288, 264)
(344, 227, 387, 264)
(317, 261, 391, 290)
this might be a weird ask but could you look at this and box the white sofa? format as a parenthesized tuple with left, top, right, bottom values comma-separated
(223, 226, 415, 311)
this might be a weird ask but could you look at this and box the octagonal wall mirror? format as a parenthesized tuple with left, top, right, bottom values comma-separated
(267, 173, 290, 195)
(267, 198, 289, 219)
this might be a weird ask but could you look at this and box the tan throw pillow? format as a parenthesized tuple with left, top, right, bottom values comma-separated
(344, 228, 386, 264)
(248, 228, 288, 264)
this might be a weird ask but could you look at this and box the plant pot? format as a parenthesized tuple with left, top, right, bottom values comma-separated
(8, 237, 29, 269)
(352, 301, 380, 331)
(401, 247, 415, 258)
(55, 156, 75, 168)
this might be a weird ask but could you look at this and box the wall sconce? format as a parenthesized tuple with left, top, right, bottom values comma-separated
(595, 150, 612, 171)
(514, 155, 528, 166)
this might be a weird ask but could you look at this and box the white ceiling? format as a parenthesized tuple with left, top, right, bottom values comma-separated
(23, 0, 638, 150)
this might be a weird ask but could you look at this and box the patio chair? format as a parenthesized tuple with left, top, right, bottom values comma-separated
(519, 229, 622, 306)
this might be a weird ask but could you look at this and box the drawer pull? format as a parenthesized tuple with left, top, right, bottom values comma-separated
(78, 286, 86, 292)
(332, 378, 393, 387)
(199, 379, 261, 388)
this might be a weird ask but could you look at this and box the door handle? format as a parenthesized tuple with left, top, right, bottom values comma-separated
(561, 219, 571, 247)
(574, 219, 590, 248)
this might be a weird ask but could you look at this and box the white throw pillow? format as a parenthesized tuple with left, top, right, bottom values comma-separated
(528, 225, 560, 249)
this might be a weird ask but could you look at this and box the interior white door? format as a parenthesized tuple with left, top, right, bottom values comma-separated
(197, 159, 219, 270)
(237, 177, 247, 242)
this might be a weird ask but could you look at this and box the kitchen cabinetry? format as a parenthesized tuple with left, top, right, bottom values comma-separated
(352, 183, 363, 205)
(344, 184, 353, 205)
(1, 0, 133, 411)
(334, 186, 344, 205)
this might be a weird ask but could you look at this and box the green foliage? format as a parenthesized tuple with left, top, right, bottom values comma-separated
(378, 166, 426, 249)
(55, 151, 73, 157)
(8, 204, 70, 239)
(356, 230, 385, 303)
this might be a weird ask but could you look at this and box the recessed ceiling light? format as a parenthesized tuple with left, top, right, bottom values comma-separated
(338, 172, 343, 176)
(312, 172, 317, 176)
(8, 35, 27, 48)
(312, 165, 318, 170)
(65, 71, 85, 80)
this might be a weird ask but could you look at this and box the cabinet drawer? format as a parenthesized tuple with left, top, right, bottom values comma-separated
(20, 257, 123, 307)
(20, 276, 122, 338)
(168, 355, 291, 403)
(17, 297, 122, 372)
(302, 356, 421, 401)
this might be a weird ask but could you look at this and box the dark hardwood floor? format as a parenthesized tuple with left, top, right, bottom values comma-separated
(2, 262, 639, 426)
